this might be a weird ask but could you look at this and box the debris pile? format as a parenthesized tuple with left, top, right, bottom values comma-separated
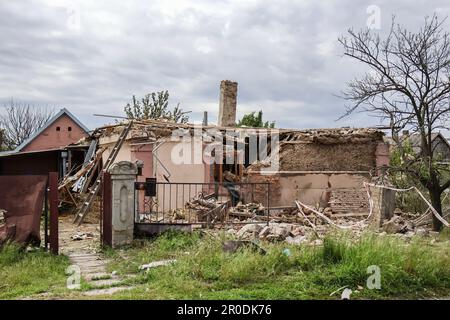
(229, 202, 266, 219)
(279, 128, 384, 145)
(381, 215, 413, 234)
(58, 141, 105, 214)
(71, 232, 95, 241)
(186, 192, 229, 224)
(380, 211, 445, 238)
(232, 222, 309, 245)
(268, 205, 335, 224)
(167, 208, 189, 222)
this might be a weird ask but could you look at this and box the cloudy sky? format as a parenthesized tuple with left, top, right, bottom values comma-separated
(0, 0, 449, 130)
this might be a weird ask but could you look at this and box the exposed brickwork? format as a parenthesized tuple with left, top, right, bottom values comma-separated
(329, 188, 369, 213)
(218, 80, 238, 127)
(280, 142, 379, 171)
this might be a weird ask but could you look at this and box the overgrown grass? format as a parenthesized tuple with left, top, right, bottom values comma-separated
(1, 231, 448, 300)
(0, 244, 70, 299)
(104, 230, 450, 299)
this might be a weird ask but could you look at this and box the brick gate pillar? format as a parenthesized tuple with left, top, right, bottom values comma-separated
(109, 161, 138, 247)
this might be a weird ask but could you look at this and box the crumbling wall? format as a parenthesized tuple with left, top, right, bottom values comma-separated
(280, 142, 378, 171)
(245, 129, 384, 209)
(282, 173, 368, 208)
(245, 171, 370, 211)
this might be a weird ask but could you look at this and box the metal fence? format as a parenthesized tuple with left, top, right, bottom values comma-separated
(134, 181, 270, 225)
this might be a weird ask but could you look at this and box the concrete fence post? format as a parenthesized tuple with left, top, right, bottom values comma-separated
(109, 161, 138, 247)
(370, 186, 396, 229)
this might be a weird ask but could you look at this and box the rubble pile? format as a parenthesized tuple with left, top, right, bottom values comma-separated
(71, 232, 95, 241)
(380, 212, 442, 238)
(279, 128, 384, 145)
(229, 197, 448, 245)
(57, 140, 106, 224)
(228, 202, 266, 219)
(268, 205, 334, 224)
(231, 222, 310, 245)
(167, 208, 189, 222)
(186, 192, 229, 224)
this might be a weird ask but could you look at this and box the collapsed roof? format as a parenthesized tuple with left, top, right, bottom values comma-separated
(85, 118, 384, 146)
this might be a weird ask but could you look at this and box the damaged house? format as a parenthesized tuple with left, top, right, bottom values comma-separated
(67, 81, 389, 226)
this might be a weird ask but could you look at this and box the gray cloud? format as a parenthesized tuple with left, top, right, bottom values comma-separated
(0, 0, 449, 130)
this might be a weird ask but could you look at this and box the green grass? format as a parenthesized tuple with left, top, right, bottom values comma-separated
(1, 230, 449, 300)
(104, 230, 450, 300)
(0, 244, 70, 299)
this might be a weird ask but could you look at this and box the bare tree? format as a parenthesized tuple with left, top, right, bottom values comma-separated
(339, 15, 450, 231)
(0, 99, 55, 150)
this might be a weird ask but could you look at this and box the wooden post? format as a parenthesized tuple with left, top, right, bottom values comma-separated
(102, 171, 112, 247)
(49, 172, 59, 255)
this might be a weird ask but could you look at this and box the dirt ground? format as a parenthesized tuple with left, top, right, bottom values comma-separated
(60, 214, 101, 255)
(40, 213, 101, 255)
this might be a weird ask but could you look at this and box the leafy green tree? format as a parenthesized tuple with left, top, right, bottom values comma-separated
(124, 91, 189, 123)
(237, 110, 275, 128)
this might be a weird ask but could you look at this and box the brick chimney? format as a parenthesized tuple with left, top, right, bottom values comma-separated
(218, 80, 238, 127)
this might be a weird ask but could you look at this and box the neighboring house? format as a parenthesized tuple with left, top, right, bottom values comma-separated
(407, 132, 450, 163)
(0, 108, 90, 177)
(387, 131, 450, 163)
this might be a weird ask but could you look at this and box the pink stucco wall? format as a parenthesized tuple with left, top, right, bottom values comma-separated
(21, 114, 87, 152)
(132, 144, 153, 180)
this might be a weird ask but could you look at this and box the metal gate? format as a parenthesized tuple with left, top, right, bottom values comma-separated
(0, 172, 58, 254)
(134, 180, 271, 226)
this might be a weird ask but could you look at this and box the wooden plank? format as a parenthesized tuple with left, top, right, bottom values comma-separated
(64, 186, 78, 206)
